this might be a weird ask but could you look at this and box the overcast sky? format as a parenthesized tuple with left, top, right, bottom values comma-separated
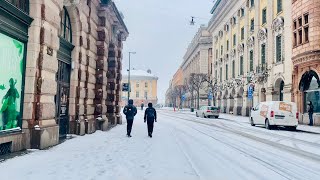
(114, 0, 213, 103)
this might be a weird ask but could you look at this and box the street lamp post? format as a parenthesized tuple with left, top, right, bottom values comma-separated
(127, 51, 136, 103)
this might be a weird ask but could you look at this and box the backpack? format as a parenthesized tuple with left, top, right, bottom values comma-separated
(126, 105, 135, 117)
(146, 108, 155, 120)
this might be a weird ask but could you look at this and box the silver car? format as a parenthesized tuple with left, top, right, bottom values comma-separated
(196, 106, 220, 118)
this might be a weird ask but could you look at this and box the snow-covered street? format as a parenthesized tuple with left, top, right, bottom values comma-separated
(1, 109, 320, 180)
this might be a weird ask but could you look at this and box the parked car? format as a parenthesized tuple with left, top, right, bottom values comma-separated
(196, 106, 220, 118)
(250, 101, 299, 130)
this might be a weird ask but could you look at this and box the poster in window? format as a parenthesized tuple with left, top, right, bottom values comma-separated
(0, 33, 24, 132)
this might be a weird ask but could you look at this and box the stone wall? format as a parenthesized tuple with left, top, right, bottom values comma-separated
(20, 0, 128, 150)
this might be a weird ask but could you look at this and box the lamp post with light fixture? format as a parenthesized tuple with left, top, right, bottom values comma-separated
(127, 51, 136, 103)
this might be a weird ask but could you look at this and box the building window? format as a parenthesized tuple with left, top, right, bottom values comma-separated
(300, 71, 320, 113)
(250, 0, 254, 7)
(60, 7, 72, 43)
(233, 34, 236, 46)
(144, 91, 148, 99)
(298, 29, 302, 45)
(220, 67, 222, 82)
(241, 27, 245, 40)
(7, 0, 29, 13)
(250, 18, 254, 32)
(261, 44, 266, 65)
(293, 14, 309, 47)
(262, 8, 267, 25)
(233, 17, 237, 25)
(215, 70, 217, 80)
(304, 26, 309, 42)
(277, 0, 282, 13)
(227, 40, 229, 51)
(304, 13, 309, 43)
(216, 49, 218, 59)
(145, 82, 148, 88)
(136, 92, 139, 98)
(226, 64, 228, 80)
(136, 82, 140, 88)
(221, 45, 223, 55)
(249, 50, 254, 72)
(240, 56, 244, 75)
(211, 63, 213, 74)
(232, 61, 235, 78)
(241, 8, 245, 17)
(276, 35, 282, 62)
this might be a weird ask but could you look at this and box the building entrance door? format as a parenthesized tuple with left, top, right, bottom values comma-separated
(56, 61, 71, 138)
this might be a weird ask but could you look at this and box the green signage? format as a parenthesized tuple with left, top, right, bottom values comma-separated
(0, 32, 24, 132)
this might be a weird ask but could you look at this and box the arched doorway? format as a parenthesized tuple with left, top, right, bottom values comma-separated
(274, 78, 284, 101)
(56, 7, 74, 138)
(299, 70, 320, 113)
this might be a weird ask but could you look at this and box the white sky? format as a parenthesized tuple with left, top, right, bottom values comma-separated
(114, 0, 213, 104)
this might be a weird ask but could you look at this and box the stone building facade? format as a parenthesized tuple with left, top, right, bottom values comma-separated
(181, 26, 212, 108)
(208, 0, 292, 115)
(0, 0, 128, 154)
(292, 0, 320, 125)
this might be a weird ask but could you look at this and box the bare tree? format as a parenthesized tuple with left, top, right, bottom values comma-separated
(184, 78, 194, 109)
(189, 73, 209, 110)
(174, 85, 186, 109)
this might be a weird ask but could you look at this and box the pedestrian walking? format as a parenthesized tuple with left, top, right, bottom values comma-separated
(123, 99, 137, 137)
(141, 103, 144, 110)
(307, 101, 314, 126)
(144, 103, 157, 138)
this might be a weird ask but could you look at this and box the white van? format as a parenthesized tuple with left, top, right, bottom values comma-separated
(250, 101, 299, 130)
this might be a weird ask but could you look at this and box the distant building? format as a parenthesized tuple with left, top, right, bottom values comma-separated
(122, 69, 158, 107)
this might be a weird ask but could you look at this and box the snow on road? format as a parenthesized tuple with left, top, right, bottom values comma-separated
(1, 110, 320, 180)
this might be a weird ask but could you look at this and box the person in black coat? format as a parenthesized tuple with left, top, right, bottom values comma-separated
(144, 103, 157, 138)
(307, 101, 314, 126)
(123, 99, 137, 137)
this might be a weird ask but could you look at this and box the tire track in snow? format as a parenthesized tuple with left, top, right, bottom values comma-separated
(160, 112, 320, 163)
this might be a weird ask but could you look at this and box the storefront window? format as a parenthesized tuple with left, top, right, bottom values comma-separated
(300, 71, 320, 113)
(0, 32, 24, 132)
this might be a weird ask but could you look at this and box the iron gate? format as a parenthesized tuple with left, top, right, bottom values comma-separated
(55, 61, 71, 138)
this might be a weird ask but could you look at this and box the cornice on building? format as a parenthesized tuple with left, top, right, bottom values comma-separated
(181, 26, 212, 69)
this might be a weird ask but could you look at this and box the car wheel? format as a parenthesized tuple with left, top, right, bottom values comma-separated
(250, 117, 255, 126)
(265, 119, 271, 130)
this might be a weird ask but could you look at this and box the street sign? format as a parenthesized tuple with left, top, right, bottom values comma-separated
(122, 83, 129, 92)
(182, 94, 186, 101)
(248, 85, 254, 100)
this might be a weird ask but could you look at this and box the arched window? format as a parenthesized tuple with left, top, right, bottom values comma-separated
(300, 71, 320, 113)
(60, 7, 72, 43)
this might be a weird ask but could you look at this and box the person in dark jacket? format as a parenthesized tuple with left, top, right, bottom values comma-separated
(144, 103, 157, 138)
(307, 101, 314, 126)
(123, 99, 137, 137)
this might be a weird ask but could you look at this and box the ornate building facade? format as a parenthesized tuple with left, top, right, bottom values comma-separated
(292, 0, 320, 125)
(208, 0, 292, 115)
(181, 26, 212, 108)
(0, 0, 128, 153)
